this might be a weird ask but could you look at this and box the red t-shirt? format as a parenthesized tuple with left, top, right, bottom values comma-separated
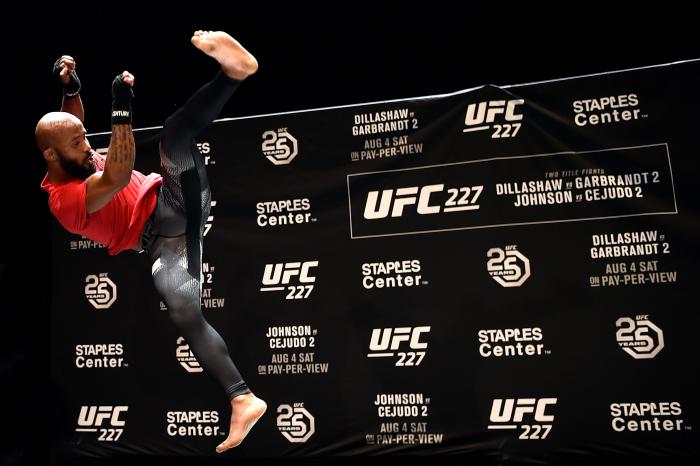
(41, 153, 163, 255)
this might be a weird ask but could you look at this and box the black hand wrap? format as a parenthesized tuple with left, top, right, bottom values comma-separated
(53, 58, 81, 97)
(111, 74, 134, 125)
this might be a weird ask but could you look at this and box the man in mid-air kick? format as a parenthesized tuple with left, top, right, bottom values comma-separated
(37, 30, 266, 453)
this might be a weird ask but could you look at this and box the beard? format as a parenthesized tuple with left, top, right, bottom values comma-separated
(56, 149, 96, 181)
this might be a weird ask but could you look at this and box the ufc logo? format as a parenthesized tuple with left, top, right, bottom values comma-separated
(77, 406, 128, 427)
(262, 262, 319, 285)
(364, 185, 482, 219)
(489, 398, 556, 423)
(364, 185, 442, 219)
(465, 100, 524, 126)
(369, 327, 430, 351)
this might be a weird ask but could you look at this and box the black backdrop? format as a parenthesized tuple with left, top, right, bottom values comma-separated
(4, 4, 699, 466)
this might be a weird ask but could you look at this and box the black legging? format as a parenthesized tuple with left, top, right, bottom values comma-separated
(141, 71, 250, 400)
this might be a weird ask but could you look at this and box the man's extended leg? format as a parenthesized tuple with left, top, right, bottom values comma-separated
(147, 31, 265, 453)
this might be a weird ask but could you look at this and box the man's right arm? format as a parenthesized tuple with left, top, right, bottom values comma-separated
(85, 124, 135, 214)
(84, 72, 136, 215)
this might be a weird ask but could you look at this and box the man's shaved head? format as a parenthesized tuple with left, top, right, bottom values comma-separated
(35, 112, 83, 151)
(36, 111, 96, 180)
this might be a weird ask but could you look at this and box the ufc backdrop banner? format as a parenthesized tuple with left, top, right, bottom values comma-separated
(51, 60, 699, 463)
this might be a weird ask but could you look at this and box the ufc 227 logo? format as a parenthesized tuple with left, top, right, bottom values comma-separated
(75, 406, 127, 441)
(277, 403, 315, 442)
(262, 128, 299, 165)
(260, 261, 318, 300)
(364, 184, 483, 219)
(616, 315, 664, 359)
(487, 246, 531, 287)
(489, 398, 556, 440)
(85, 273, 117, 309)
(367, 326, 430, 366)
(464, 99, 524, 138)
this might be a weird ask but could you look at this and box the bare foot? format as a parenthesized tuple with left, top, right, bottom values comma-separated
(191, 30, 258, 80)
(216, 393, 267, 453)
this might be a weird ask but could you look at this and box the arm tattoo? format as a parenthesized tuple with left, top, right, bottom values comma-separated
(104, 124, 135, 184)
